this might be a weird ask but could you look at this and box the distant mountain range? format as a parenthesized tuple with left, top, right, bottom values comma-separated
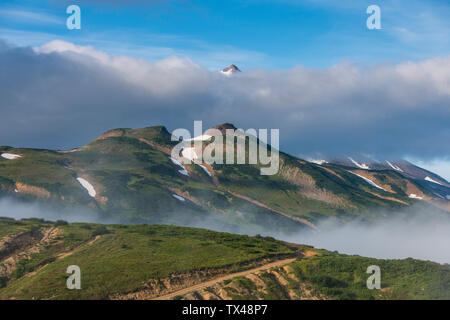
(310, 156, 450, 201)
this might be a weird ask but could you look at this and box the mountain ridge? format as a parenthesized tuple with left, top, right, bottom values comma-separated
(0, 123, 448, 234)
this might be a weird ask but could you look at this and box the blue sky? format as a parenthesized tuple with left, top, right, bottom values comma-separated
(1, 0, 449, 69)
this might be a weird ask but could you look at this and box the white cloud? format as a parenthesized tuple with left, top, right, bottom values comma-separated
(0, 8, 63, 25)
(288, 210, 450, 264)
(0, 40, 449, 161)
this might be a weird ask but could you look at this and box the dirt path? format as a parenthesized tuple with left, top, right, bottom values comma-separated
(153, 258, 297, 300)
(227, 191, 317, 230)
(55, 235, 101, 261)
(24, 235, 102, 278)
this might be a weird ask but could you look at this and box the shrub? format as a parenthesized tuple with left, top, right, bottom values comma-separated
(92, 225, 110, 236)
(11, 259, 31, 279)
(310, 275, 348, 288)
(55, 220, 69, 226)
(0, 276, 8, 288)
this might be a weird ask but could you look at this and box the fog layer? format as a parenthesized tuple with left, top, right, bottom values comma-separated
(285, 213, 450, 264)
(1, 197, 449, 264)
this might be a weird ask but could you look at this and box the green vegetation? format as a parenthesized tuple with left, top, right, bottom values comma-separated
(259, 272, 291, 299)
(0, 218, 448, 300)
(291, 251, 450, 300)
(0, 218, 296, 299)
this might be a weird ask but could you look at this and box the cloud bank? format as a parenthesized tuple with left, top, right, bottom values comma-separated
(1, 196, 450, 264)
(0, 39, 449, 160)
(289, 215, 450, 265)
(0, 197, 103, 223)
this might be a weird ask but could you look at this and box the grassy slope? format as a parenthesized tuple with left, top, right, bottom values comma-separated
(0, 218, 448, 300)
(290, 251, 449, 300)
(199, 250, 450, 300)
(0, 218, 296, 299)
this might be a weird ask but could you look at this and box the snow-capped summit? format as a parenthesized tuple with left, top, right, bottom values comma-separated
(221, 64, 241, 76)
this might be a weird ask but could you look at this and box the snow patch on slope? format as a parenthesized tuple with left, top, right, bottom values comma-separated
(386, 161, 403, 172)
(348, 157, 370, 169)
(196, 163, 212, 177)
(184, 135, 212, 142)
(76, 178, 96, 197)
(173, 149, 212, 178)
(169, 156, 190, 176)
(408, 194, 423, 200)
(172, 194, 186, 202)
(349, 171, 387, 191)
(425, 176, 444, 186)
(1, 153, 22, 160)
(181, 147, 198, 161)
(169, 156, 183, 167)
(309, 159, 328, 165)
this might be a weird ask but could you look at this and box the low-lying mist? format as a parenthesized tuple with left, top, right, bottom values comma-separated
(183, 206, 450, 265)
(1, 196, 449, 264)
(184, 206, 450, 264)
(0, 197, 106, 223)
(284, 213, 450, 265)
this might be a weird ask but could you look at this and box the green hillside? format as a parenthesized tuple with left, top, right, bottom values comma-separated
(0, 218, 448, 300)
(0, 124, 441, 234)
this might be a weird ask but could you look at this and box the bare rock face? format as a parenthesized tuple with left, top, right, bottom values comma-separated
(222, 64, 241, 72)
(221, 64, 242, 76)
(212, 123, 237, 135)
